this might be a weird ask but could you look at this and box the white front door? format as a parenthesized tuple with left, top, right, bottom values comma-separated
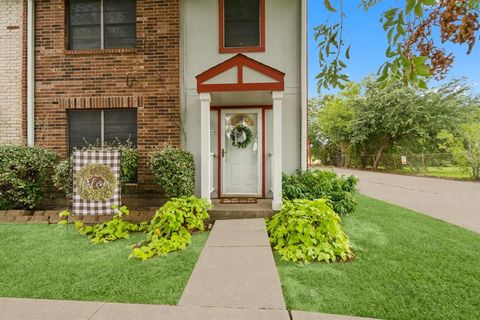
(221, 109, 262, 197)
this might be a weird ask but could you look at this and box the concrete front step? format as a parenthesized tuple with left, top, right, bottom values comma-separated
(208, 199, 274, 220)
(208, 209, 273, 220)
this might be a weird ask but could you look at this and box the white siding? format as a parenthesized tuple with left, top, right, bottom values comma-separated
(181, 0, 302, 195)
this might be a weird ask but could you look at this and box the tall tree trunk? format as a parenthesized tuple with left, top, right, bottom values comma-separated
(372, 141, 391, 171)
(473, 166, 480, 180)
(360, 148, 368, 169)
(340, 143, 350, 167)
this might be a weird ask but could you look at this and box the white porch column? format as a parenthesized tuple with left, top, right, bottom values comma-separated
(272, 91, 284, 211)
(199, 93, 212, 202)
(300, 0, 308, 170)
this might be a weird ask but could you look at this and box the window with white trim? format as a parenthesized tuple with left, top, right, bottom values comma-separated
(68, 0, 136, 50)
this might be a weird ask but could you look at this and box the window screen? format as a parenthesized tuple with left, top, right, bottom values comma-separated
(68, 0, 136, 50)
(104, 109, 137, 146)
(68, 0, 101, 50)
(224, 0, 260, 48)
(68, 109, 137, 153)
(104, 0, 136, 49)
(68, 110, 102, 152)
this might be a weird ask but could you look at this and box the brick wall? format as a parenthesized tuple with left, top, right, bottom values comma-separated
(30, 0, 181, 187)
(0, 0, 23, 145)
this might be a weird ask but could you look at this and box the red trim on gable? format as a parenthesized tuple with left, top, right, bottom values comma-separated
(219, 0, 265, 54)
(196, 54, 285, 93)
(238, 63, 244, 84)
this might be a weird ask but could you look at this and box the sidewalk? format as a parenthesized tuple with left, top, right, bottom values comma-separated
(179, 218, 286, 310)
(0, 298, 376, 320)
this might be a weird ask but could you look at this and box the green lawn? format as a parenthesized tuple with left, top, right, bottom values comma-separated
(392, 166, 473, 180)
(276, 195, 480, 320)
(0, 224, 208, 305)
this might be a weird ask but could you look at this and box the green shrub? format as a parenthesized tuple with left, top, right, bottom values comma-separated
(0, 145, 58, 209)
(130, 196, 211, 260)
(282, 170, 358, 216)
(149, 146, 195, 198)
(52, 160, 73, 198)
(53, 142, 140, 198)
(267, 199, 354, 263)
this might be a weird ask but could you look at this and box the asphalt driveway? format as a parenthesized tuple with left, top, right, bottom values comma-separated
(334, 168, 480, 233)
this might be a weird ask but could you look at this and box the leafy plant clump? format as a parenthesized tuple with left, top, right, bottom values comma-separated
(267, 199, 354, 263)
(149, 146, 195, 198)
(130, 196, 211, 261)
(73, 206, 142, 244)
(53, 142, 140, 198)
(52, 159, 73, 198)
(0, 145, 59, 210)
(282, 170, 358, 216)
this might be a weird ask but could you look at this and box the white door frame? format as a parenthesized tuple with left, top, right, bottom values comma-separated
(220, 108, 263, 197)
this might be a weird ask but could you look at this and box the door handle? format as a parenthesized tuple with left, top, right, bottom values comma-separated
(222, 149, 225, 158)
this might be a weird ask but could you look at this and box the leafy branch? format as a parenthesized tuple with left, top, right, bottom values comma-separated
(315, 0, 351, 91)
(316, 0, 480, 92)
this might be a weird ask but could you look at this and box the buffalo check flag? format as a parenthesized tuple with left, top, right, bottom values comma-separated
(72, 150, 121, 216)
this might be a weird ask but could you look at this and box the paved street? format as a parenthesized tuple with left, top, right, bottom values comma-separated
(334, 168, 480, 233)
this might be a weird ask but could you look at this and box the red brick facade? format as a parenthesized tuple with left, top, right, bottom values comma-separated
(24, 0, 181, 187)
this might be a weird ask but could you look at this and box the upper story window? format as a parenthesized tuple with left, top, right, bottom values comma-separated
(68, 0, 136, 50)
(219, 0, 265, 53)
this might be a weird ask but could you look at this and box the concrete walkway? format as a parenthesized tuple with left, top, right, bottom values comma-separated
(334, 168, 480, 233)
(179, 218, 286, 310)
(0, 298, 376, 320)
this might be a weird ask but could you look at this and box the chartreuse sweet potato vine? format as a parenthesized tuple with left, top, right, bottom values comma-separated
(129, 196, 212, 261)
(267, 198, 354, 263)
(57, 196, 210, 260)
(59, 205, 144, 244)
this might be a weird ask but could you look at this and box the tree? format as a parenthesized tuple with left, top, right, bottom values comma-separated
(437, 106, 480, 179)
(316, 0, 480, 91)
(310, 78, 469, 170)
(352, 79, 425, 170)
(308, 98, 326, 162)
(316, 83, 359, 166)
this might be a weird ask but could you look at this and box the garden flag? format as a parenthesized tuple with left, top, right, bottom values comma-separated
(72, 150, 121, 216)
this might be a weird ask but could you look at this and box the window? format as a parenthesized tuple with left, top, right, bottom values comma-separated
(219, 0, 265, 53)
(68, 0, 136, 50)
(68, 109, 137, 153)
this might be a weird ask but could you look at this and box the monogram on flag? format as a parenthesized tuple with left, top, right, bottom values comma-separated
(72, 150, 121, 216)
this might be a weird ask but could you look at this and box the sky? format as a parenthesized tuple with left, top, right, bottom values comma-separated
(308, 1, 480, 98)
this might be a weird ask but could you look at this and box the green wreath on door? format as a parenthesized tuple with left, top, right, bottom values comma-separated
(230, 125, 253, 149)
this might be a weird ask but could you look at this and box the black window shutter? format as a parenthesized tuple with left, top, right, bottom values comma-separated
(224, 0, 260, 48)
(68, 110, 102, 153)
